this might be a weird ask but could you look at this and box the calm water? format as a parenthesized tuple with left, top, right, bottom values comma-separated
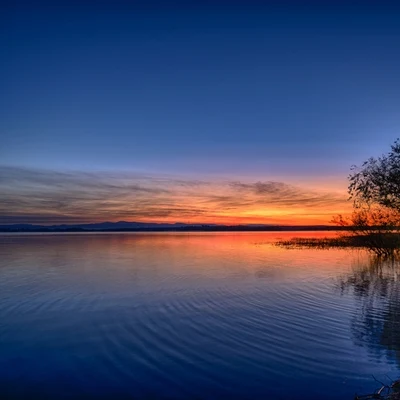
(0, 232, 399, 399)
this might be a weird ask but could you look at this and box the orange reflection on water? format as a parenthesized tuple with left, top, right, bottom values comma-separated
(0, 231, 365, 285)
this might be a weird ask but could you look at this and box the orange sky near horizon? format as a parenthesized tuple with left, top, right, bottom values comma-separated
(0, 166, 353, 225)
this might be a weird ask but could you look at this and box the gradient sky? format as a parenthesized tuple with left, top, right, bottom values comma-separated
(1, 1, 400, 224)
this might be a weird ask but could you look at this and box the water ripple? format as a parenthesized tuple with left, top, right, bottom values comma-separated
(0, 233, 399, 399)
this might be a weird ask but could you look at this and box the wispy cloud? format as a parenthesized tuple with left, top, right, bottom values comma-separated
(228, 181, 346, 208)
(0, 166, 350, 225)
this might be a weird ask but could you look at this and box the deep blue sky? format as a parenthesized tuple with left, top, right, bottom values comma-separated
(1, 1, 400, 224)
(2, 1, 400, 179)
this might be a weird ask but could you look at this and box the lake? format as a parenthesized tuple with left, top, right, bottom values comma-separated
(0, 232, 399, 399)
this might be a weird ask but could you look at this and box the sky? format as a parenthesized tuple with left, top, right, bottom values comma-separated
(1, 1, 400, 225)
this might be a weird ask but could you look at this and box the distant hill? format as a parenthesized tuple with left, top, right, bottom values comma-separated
(0, 221, 342, 232)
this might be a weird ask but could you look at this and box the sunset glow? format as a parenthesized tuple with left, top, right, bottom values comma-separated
(0, 166, 351, 225)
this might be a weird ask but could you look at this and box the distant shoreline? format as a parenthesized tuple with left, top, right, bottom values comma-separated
(0, 225, 346, 233)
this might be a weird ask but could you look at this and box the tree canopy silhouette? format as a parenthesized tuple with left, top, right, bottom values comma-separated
(349, 139, 400, 211)
(332, 139, 400, 256)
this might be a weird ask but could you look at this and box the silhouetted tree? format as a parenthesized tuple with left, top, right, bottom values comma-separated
(334, 140, 400, 255)
(349, 139, 400, 211)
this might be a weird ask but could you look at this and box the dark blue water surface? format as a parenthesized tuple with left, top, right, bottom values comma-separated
(0, 233, 399, 399)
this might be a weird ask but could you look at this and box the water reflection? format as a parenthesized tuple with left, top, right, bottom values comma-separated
(1, 232, 399, 399)
(338, 255, 400, 368)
